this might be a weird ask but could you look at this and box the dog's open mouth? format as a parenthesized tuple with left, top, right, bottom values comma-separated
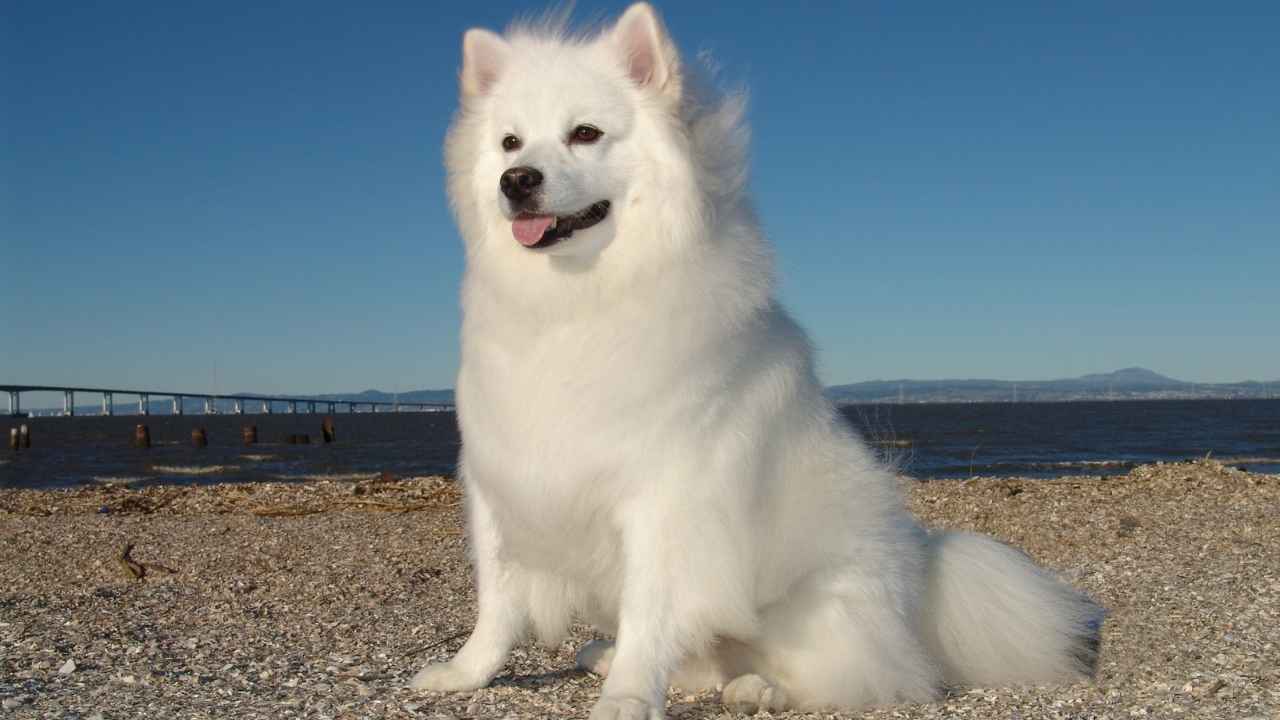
(511, 201, 611, 249)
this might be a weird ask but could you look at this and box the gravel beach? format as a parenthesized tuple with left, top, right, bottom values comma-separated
(2, 460, 1276, 719)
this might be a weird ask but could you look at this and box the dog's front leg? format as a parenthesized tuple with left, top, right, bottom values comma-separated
(410, 484, 526, 692)
(589, 510, 690, 720)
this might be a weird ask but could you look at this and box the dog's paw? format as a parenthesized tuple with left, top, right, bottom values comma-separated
(588, 696, 664, 720)
(407, 661, 491, 692)
(722, 673, 788, 714)
(575, 639, 617, 677)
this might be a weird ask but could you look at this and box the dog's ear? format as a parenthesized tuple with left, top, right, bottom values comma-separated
(460, 28, 510, 98)
(610, 3, 681, 100)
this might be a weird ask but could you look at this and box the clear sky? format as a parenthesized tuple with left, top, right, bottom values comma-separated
(4, 1, 1278, 399)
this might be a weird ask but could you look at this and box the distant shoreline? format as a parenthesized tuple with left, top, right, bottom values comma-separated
(11, 394, 1280, 418)
(8, 367, 1279, 416)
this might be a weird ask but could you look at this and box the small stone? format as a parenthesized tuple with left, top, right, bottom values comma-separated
(2, 696, 30, 710)
(1117, 514, 1140, 537)
(58, 659, 77, 675)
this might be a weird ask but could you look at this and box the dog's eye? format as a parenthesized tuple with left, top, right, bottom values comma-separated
(569, 125, 603, 144)
(501, 135, 522, 152)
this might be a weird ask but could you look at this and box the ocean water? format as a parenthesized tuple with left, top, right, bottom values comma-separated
(841, 399, 1280, 477)
(0, 412, 460, 490)
(2, 400, 1278, 490)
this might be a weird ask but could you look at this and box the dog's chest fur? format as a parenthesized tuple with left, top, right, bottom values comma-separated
(455, 303, 714, 568)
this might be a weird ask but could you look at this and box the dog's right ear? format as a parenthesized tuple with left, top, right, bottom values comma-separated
(610, 3, 681, 101)
(460, 28, 510, 98)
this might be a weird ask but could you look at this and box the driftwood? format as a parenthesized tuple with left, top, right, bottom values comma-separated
(118, 543, 178, 580)
(248, 498, 442, 517)
(404, 629, 470, 658)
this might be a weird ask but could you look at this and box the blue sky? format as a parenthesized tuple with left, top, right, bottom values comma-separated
(4, 1, 1278, 400)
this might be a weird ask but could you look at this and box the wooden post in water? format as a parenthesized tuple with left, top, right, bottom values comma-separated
(19, 424, 29, 449)
(134, 424, 151, 449)
(321, 417, 336, 443)
(191, 427, 208, 448)
(242, 425, 258, 446)
(8, 428, 17, 451)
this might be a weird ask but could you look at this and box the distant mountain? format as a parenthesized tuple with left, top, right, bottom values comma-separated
(16, 369, 1280, 417)
(826, 368, 1280, 403)
(1073, 367, 1182, 388)
(308, 388, 455, 405)
(274, 369, 1278, 405)
(229, 388, 456, 405)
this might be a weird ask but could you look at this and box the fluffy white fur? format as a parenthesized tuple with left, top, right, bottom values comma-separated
(410, 5, 1103, 718)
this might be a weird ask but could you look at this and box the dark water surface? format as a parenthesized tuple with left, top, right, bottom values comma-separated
(2, 400, 1278, 489)
(842, 399, 1280, 478)
(0, 412, 460, 490)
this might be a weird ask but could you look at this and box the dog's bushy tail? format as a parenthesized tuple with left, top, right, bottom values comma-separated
(921, 531, 1103, 688)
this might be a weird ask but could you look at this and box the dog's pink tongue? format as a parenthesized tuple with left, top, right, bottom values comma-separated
(512, 215, 555, 246)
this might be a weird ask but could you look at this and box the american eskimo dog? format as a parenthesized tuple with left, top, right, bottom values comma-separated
(411, 4, 1102, 718)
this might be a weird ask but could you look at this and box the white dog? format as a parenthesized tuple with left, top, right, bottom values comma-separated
(411, 5, 1102, 718)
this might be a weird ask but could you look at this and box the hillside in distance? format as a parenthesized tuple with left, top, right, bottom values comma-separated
(18, 369, 1280, 416)
(826, 367, 1280, 403)
(303, 388, 455, 405)
(281, 368, 1280, 405)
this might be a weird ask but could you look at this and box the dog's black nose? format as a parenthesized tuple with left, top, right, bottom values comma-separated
(500, 166, 543, 201)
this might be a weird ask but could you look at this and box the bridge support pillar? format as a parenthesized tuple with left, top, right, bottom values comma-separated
(204, 397, 213, 414)
(173, 395, 183, 415)
(64, 390, 75, 416)
(139, 394, 150, 415)
(287, 400, 297, 414)
(234, 399, 243, 415)
(263, 400, 271, 414)
(307, 401, 316, 414)
(7, 391, 19, 417)
(103, 392, 114, 416)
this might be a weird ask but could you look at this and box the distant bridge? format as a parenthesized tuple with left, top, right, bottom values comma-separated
(2, 384, 453, 418)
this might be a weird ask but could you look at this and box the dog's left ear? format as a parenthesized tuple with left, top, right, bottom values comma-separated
(610, 3, 681, 101)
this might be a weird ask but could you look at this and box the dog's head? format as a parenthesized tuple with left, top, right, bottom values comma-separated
(447, 4, 697, 262)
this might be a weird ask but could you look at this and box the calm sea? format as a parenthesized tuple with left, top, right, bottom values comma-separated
(2, 400, 1278, 490)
